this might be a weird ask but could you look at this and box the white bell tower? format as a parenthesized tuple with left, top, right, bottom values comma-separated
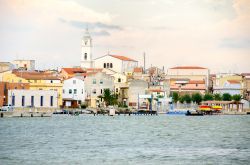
(81, 28, 93, 68)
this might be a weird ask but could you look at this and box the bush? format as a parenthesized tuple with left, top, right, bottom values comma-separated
(172, 92, 179, 103)
(192, 93, 202, 104)
(203, 93, 214, 101)
(232, 94, 241, 101)
(222, 93, 232, 101)
(183, 94, 192, 104)
(179, 95, 184, 104)
(214, 93, 222, 101)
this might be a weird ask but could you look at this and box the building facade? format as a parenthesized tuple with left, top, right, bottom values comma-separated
(8, 89, 58, 108)
(94, 54, 138, 74)
(62, 77, 85, 108)
(13, 60, 35, 70)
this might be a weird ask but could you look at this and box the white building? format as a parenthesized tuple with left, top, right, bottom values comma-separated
(80, 29, 94, 68)
(8, 89, 58, 108)
(94, 54, 138, 74)
(62, 77, 85, 107)
(13, 60, 35, 70)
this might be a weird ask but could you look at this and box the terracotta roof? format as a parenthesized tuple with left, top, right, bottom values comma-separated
(110, 55, 137, 62)
(133, 67, 143, 73)
(62, 68, 85, 75)
(13, 71, 61, 80)
(227, 80, 241, 84)
(189, 80, 205, 84)
(170, 66, 207, 69)
(149, 89, 164, 92)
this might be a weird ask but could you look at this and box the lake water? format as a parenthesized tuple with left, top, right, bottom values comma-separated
(0, 115, 250, 165)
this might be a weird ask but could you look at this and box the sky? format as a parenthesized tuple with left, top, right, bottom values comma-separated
(0, 0, 249, 73)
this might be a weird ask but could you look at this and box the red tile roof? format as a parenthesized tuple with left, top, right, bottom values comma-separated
(227, 80, 241, 84)
(62, 68, 85, 75)
(170, 66, 207, 69)
(110, 55, 137, 62)
(13, 71, 61, 80)
(149, 89, 164, 92)
(133, 67, 143, 73)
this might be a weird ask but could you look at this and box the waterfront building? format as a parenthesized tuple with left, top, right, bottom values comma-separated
(212, 73, 244, 95)
(127, 79, 148, 109)
(242, 73, 250, 101)
(84, 72, 114, 108)
(8, 89, 58, 108)
(94, 54, 138, 74)
(62, 76, 85, 108)
(132, 67, 150, 82)
(12, 60, 35, 70)
(0, 82, 30, 106)
(61, 67, 86, 79)
(80, 29, 94, 68)
(2, 70, 63, 106)
(166, 66, 210, 95)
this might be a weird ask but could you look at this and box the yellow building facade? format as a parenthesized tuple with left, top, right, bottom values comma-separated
(3, 72, 63, 107)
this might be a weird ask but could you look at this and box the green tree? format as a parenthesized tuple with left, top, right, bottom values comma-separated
(183, 94, 192, 104)
(203, 93, 214, 101)
(179, 95, 184, 104)
(214, 93, 222, 101)
(222, 93, 232, 101)
(232, 94, 241, 101)
(172, 92, 179, 103)
(192, 93, 202, 104)
(100, 89, 118, 106)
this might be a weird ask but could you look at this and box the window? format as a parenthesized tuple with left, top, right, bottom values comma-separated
(104, 63, 106, 68)
(82, 89, 83, 94)
(101, 89, 103, 94)
(100, 79, 103, 84)
(40, 96, 44, 107)
(74, 89, 77, 94)
(116, 88, 118, 93)
(110, 63, 113, 68)
(92, 89, 96, 94)
(12, 95, 15, 106)
(69, 89, 72, 94)
(118, 78, 121, 83)
(22, 96, 25, 107)
(73, 80, 76, 84)
(107, 63, 109, 68)
(93, 79, 96, 84)
(50, 80, 53, 83)
(84, 53, 87, 60)
(196, 84, 198, 87)
(31, 96, 34, 107)
(19, 79, 22, 83)
(50, 96, 53, 107)
(63, 89, 65, 94)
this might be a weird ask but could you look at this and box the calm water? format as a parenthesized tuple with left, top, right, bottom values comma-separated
(0, 115, 250, 165)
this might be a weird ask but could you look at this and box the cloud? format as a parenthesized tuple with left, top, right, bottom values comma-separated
(92, 30, 110, 36)
(58, 18, 122, 30)
(219, 38, 250, 49)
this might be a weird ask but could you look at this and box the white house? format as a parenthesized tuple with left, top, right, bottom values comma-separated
(94, 54, 138, 74)
(62, 76, 85, 108)
(12, 60, 35, 70)
(8, 89, 58, 108)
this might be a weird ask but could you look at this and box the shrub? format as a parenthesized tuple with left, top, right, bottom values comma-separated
(214, 93, 222, 101)
(222, 93, 232, 101)
(203, 93, 214, 101)
(232, 94, 241, 101)
(172, 92, 179, 103)
(192, 93, 202, 104)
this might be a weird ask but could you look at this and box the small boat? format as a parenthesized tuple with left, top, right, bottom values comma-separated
(185, 110, 204, 116)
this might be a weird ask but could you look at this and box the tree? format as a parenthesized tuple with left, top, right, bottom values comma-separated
(214, 93, 222, 101)
(101, 89, 118, 106)
(192, 93, 202, 104)
(222, 93, 232, 101)
(172, 92, 179, 103)
(183, 94, 192, 104)
(179, 95, 184, 104)
(203, 93, 214, 101)
(232, 94, 241, 101)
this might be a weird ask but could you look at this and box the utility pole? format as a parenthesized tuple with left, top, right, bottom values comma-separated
(143, 52, 146, 74)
